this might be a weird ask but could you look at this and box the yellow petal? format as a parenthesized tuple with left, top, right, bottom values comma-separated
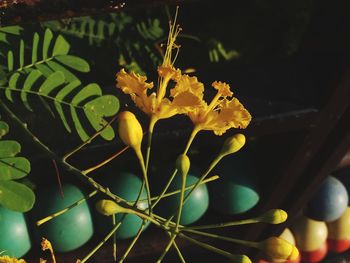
(158, 65, 181, 81)
(154, 98, 179, 120)
(116, 69, 153, 95)
(116, 69, 154, 114)
(170, 74, 204, 99)
(218, 97, 252, 129)
(212, 81, 233, 97)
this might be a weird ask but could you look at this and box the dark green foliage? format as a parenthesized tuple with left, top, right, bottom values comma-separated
(0, 27, 120, 142)
(0, 119, 35, 212)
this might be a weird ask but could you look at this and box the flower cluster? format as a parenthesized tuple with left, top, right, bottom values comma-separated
(116, 15, 251, 136)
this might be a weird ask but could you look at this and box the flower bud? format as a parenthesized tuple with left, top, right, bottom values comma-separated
(117, 111, 143, 150)
(220, 134, 246, 156)
(259, 237, 299, 261)
(232, 254, 252, 263)
(95, 199, 126, 216)
(176, 154, 190, 176)
(258, 209, 288, 224)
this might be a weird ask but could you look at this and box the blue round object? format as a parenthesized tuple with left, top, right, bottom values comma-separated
(336, 167, 350, 205)
(0, 206, 31, 258)
(154, 172, 209, 225)
(32, 183, 94, 252)
(94, 172, 150, 239)
(209, 153, 259, 215)
(305, 176, 348, 222)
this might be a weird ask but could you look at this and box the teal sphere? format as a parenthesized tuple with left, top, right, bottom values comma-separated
(0, 206, 31, 258)
(95, 172, 150, 239)
(155, 172, 209, 225)
(209, 153, 259, 214)
(32, 184, 94, 252)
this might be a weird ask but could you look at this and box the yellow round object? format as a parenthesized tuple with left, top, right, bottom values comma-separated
(327, 207, 350, 240)
(291, 216, 328, 252)
(280, 228, 296, 245)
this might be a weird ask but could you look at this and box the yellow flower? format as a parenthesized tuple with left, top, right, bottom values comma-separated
(187, 81, 251, 135)
(0, 255, 26, 263)
(116, 12, 205, 123)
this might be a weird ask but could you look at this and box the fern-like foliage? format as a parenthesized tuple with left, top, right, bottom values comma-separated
(6, 28, 90, 81)
(0, 28, 120, 142)
(0, 118, 35, 212)
(42, 13, 164, 74)
(3, 70, 119, 141)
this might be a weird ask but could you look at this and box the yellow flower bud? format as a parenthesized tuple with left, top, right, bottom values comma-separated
(117, 111, 143, 150)
(259, 237, 299, 261)
(233, 255, 252, 263)
(258, 209, 288, 224)
(176, 154, 190, 176)
(220, 134, 246, 156)
(95, 200, 127, 216)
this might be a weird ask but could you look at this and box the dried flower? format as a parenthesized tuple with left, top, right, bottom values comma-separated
(41, 238, 56, 263)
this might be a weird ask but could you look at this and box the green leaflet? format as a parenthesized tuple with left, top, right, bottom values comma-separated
(0, 141, 21, 158)
(0, 180, 35, 212)
(3, 70, 119, 141)
(55, 55, 90, 72)
(0, 120, 34, 212)
(4, 28, 89, 80)
(0, 121, 9, 138)
(0, 26, 23, 35)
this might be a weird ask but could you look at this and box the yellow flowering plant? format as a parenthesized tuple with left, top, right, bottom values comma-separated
(0, 7, 298, 263)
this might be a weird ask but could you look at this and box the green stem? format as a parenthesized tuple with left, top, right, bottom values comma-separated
(15, 57, 54, 73)
(156, 234, 177, 263)
(151, 127, 199, 209)
(79, 222, 122, 263)
(135, 148, 152, 214)
(0, 86, 83, 109)
(166, 153, 224, 223)
(37, 190, 98, 226)
(145, 117, 157, 171)
(146, 175, 219, 202)
(112, 215, 117, 262)
(185, 217, 262, 230)
(183, 229, 259, 249)
(178, 233, 243, 261)
(63, 114, 119, 162)
(158, 168, 187, 262)
(119, 221, 147, 263)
